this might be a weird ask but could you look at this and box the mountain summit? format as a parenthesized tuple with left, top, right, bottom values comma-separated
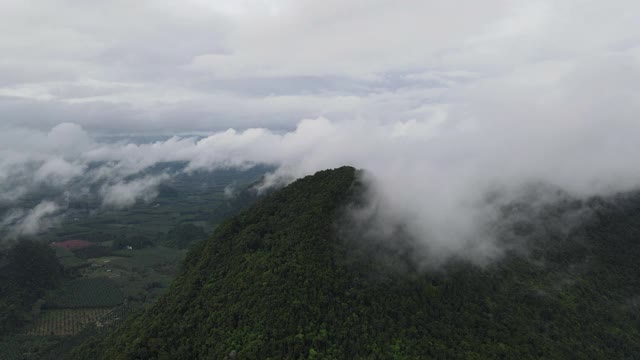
(71, 166, 640, 359)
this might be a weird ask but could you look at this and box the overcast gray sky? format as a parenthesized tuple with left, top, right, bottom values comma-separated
(2, 1, 640, 263)
(2, 0, 637, 134)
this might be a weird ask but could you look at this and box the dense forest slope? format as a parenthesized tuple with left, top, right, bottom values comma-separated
(70, 166, 640, 359)
(0, 240, 63, 335)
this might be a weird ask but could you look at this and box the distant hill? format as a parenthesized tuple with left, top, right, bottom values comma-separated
(69, 166, 640, 359)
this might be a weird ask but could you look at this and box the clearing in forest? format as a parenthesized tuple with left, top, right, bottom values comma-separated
(23, 308, 113, 336)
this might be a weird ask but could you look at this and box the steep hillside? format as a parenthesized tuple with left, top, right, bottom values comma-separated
(70, 167, 640, 359)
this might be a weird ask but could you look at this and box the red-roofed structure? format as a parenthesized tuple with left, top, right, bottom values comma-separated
(50, 240, 93, 249)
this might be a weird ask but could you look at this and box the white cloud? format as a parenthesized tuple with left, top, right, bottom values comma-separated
(101, 174, 170, 209)
(1, 201, 62, 238)
(3, 1, 637, 133)
(34, 158, 85, 185)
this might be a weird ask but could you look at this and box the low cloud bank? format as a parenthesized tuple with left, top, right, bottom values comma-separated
(0, 201, 62, 239)
(2, 107, 640, 263)
(1, 51, 640, 264)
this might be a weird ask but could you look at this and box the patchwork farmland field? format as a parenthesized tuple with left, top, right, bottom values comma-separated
(24, 308, 113, 336)
(0, 166, 269, 359)
(44, 277, 123, 309)
(39, 165, 271, 243)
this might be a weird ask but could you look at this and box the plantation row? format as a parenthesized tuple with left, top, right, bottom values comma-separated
(0, 306, 134, 360)
(44, 277, 124, 309)
(23, 308, 113, 336)
(42, 305, 134, 360)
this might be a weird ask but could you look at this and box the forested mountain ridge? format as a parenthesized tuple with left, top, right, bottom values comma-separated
(69, 166, 640, 359)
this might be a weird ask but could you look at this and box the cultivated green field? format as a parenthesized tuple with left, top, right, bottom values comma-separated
(44, 278, 124, 309)
(53, 247, 87, 269)
(81, 247, 188, 303)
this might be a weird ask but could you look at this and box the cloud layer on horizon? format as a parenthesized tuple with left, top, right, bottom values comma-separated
(3, 84, 640, 261)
